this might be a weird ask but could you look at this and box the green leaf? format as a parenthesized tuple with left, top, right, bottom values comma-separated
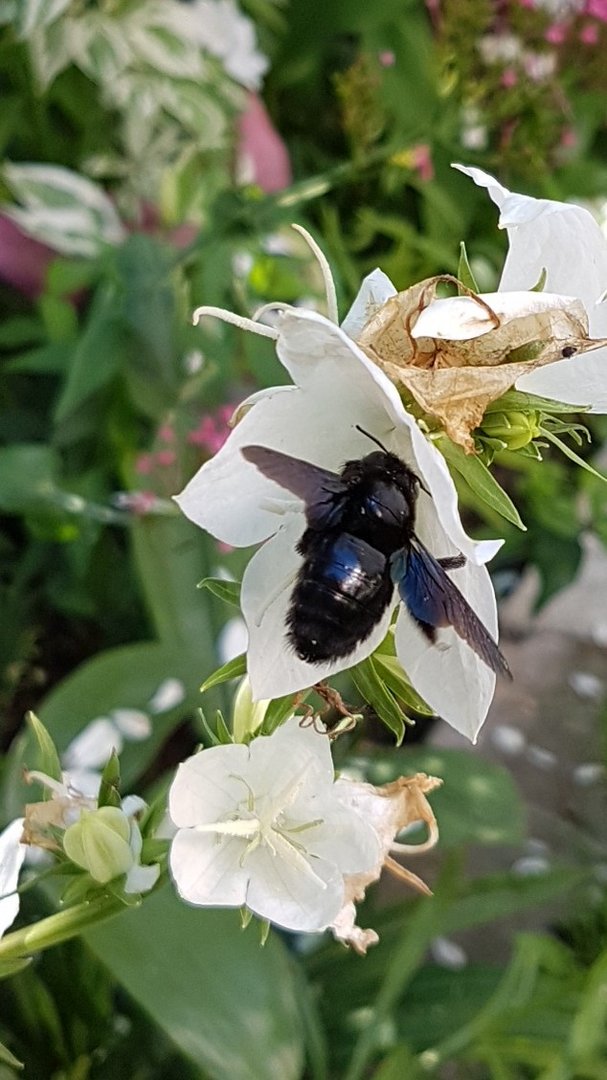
(0, 444, 61, 514)
(26, 710, 62, 784)
(530, 266, 548, 292)
(200, 653, 246, 694)
(371, 1044, 424, 1079)
(85, 885, 304, 1080)
(457, 242, 479, 293)
(371, 653, 433, 717)
(569, 948, 607, 1064)
(53, 283, 124, 426)
(357, 747, 524, 848)
(439, 437, 526, 530)
(350, 657, 409, 745)
(197, 577, 242, 607)
(0, 956, 32, 981)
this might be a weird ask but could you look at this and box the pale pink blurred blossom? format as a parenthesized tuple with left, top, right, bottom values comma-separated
(378, 50, 396, 67)
(410, 144, 434, 183)
(135, 453, 155, 476)
(585, 0, 607, 20)
(545, 22, 568, 42)
(560, 126, 578, 148)
(580, 19, 600, 39)
(0, 215, 56, 299)
(501, 68, 518, 87)
(156, 449, 177, 468)
(237, 92, 292, 193)
(158, 424, 176, 443)
(187, 405, 234, 454)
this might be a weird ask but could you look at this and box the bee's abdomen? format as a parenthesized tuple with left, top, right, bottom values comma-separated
(287, 533, 394, 663)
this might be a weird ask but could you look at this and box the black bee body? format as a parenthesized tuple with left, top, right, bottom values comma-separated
(241, 441, 509, 676)
(288, 451, 417, 662)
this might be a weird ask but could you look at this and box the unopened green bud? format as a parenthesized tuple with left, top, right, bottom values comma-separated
(232, 677, 270, 743)
(481, 410, 541, 450)
(63, 806, 133, 884)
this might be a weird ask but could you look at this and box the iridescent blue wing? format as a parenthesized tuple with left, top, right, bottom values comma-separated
(241, 445, 347, 527)
(391, 541, 510, 677)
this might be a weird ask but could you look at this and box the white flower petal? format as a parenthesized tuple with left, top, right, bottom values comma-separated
(341, 268, 397, 339)
(148, 677, 186, 714)
(394, 558, 497, 741)
(412, 290, 584, 342)
(110, 708, 151, 741)
(169, 743, 250, 828)
(62, 717, 123, 771)
(170, 830, 249, 907)
(0, 818, 26, 939)
(290, 795, 381, 875)
(241, 517, 397, 700)
(456, 162, 607, 410)
(245, 843, 343, 931)
(245, 715, 335, 793)
(124, 861, 160, 895)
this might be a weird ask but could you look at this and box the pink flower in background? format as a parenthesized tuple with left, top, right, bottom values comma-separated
(187, 404, 234, 454)
(579, 20, 600, 40)
(0, 215, 55, 299)
(545, 22, 568, 43)
(378, 50, 396, 67)
(410, 144, 434, 183)
(237, 92, 292, 193)
(585, 0, 607, 20)
(501, 68, 518, 87)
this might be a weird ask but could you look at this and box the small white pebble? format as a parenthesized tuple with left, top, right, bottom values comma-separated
(573, 763, 605, 787)
(491, 723, 526, 755)
(111, 708, 151, 741)
(525, 744, 557, 770)
(511, 855, 551, 876)
(430, 937, 468, 970)
(569, 671, 604, 701)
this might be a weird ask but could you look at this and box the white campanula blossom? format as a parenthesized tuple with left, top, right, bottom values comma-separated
(453, 164, 607, 411)
(169, 717, 381, 932)
(0, 819, 27, 940)
(176, 230, 503, 741)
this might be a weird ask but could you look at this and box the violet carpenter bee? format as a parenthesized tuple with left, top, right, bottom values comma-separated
(241, 430, 509, 677)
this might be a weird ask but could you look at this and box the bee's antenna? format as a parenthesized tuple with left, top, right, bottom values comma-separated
(355, 425, 390, 453)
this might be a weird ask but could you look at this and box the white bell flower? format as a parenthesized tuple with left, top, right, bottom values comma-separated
(455, 163, 607, 410)
(176, 231, 503, 741)
(0, 819, 27, 940)
(169, 717, 381, 933)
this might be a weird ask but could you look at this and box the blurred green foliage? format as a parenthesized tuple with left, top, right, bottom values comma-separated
(2, 0, 607, 1076)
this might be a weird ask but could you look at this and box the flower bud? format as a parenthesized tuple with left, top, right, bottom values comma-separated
(232, 676, 270, 742)
(63, 806, 133, 884)
(480, 410, 541, 450)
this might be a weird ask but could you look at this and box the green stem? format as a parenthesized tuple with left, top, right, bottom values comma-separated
(0, 894, 124, 963)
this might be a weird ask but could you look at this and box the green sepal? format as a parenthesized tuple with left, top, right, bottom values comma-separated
(259, 919, 271, 947)
(98, 749, 122, 809)
(197, 577, 242, 607)
(26, 711, 62, 785)
(438, 437, 526, 530)
(457, 241, 480, 293)
(198, 709, 234, 746)
(530, 266, 547, 292)
(261, 694, 302, 735)
(240, 907, 253, 930)
(540, 427, 607, 484)
(350, 656, 411, 744)
(200, 653, 246, 693)
(485, 388, 587, 416)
